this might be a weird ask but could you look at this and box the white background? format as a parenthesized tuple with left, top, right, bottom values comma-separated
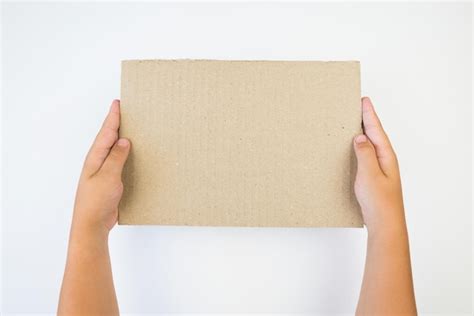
(2, 2, 472, 315)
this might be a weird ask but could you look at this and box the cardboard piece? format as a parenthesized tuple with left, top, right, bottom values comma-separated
(119, 60, 363, 227)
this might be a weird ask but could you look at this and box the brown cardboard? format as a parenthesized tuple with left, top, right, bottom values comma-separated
(119, 60, 363, 227)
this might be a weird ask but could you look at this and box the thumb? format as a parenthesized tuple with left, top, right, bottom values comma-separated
(353, 134, 382, 177)
(100, 138, 131, 178)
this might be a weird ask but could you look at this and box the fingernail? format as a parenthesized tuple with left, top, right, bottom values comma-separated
(117, 138, 129, 147)
(362, 97, 373, 111)
(110, 100, 120, 112)
(355, 134, 367, 144)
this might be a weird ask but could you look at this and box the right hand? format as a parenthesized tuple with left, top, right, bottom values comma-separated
(353, 97, 406, 236)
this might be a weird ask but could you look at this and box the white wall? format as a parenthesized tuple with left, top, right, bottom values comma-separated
(2, 2, 472, 315)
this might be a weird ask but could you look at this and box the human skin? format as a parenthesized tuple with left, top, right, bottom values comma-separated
(58, 100, 128, 316)
(58, 97, 416, 316)
(354, 97, 417, 315)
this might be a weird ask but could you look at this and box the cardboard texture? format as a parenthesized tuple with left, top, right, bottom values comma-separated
(119, 60, 363, 227)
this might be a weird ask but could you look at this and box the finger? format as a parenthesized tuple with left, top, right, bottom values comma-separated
(353, 134, 382, 178)
(83, 100, 121, 176)
(99, 138, 131, 178)
(361, 97, 398, 176)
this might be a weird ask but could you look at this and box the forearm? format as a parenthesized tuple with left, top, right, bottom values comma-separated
(58, 222, 119, 316)
(58, 100, 128, 315)
(357, 218, 417, 316)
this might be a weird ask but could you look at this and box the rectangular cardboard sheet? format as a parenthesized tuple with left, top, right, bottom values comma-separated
(119, 60, 363, 227)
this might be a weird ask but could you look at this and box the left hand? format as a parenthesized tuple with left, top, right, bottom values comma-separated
(72, 99, 130, 235)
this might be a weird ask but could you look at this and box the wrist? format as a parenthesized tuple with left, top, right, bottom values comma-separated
(365, 209, 408, 242)
(367, 219, 409, 245)
(67, 222, 109, 259)
(70, 213, 110, 244)
(66, 219, 110, 269)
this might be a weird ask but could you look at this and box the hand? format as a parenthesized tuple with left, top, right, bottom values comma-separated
(354, 98, 416, 315)
(72, 100, 130, 236)
(353, 97, 406, 236)
(58, 100, 126, 315)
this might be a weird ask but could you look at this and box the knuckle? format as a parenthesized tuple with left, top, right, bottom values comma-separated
(357, 143, 373, 152)
(108, 146, 125, 161)
(108, 149, 120, 160)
